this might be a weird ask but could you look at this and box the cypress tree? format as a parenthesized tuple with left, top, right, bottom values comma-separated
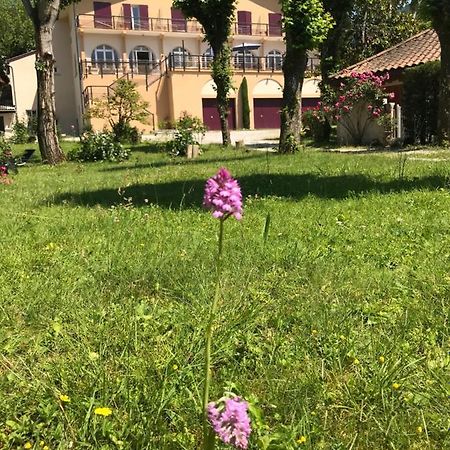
(240, 77, 250, 129)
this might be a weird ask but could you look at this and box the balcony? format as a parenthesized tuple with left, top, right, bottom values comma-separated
(76, 14, 283, 37)
(80, 55, 320, 78)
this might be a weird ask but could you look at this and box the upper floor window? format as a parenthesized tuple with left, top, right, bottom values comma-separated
(169, 47, 191, 68)
(91, 44, 119, 72)
(123, 4, 149, 30)
(93, 1, 112, 29)
(266, 50, 283, 70)
(201, 47, 214, 68)
(171, 8, 187, 32)
(237, 11, 252, 35)
(129, 46, 156, 73)
(268, 13, 282, 36)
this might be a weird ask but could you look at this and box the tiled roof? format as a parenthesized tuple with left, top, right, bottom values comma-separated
(335, 29, 440, 78)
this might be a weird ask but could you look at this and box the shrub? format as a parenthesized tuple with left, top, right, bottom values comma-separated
(167, 113, 206, 156)
(112, 122, 142, 144)
(0, 135, 11, 155)
(11, 120, 29, 144)
(319, 72, 392, 145)
(303, 108, 328, 143)
(68, 131, 130, 162)
(403, 61, 440, 145)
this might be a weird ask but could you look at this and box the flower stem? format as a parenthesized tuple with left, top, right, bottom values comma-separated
(203, 219, 224, 450)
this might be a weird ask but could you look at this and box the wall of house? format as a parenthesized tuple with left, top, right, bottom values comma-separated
(9, 54, 38, 126)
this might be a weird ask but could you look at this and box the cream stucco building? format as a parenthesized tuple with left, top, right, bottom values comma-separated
(33, 0, 321, 134)
(0, 52, 37, 135)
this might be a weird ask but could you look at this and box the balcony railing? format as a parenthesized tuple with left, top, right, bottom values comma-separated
(76, 14, 283, 36)
(80, 56, 320, 78)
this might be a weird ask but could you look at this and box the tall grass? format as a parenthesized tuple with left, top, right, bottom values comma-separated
(0, 145, 449, 449)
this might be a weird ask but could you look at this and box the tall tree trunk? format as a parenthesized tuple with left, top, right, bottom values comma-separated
(35, 26, 65, 164)
(437, 28, 450, 143)
(211, 45, 231, 146)
(279, 33, 307, 153)
(22, 0, 65, 164)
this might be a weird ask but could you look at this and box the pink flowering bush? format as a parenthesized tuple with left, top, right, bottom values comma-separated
(309, 72, 394, 145)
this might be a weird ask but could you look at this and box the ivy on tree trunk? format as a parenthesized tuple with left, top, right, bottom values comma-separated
(279, 0, 333, 153)
(174, 0, 236, 147)
(279, 41, 307, 153)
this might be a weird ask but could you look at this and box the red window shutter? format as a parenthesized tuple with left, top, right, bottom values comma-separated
(122, 4, 131, 30)
(139, 5, 149, 30)
(268, 13, 282, 36)
(94, 2, 112, 29)
(237, 11, 252, 35)
(171, 8, 186, 32)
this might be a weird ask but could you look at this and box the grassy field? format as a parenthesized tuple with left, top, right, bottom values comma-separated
(1, 143, 449, 449)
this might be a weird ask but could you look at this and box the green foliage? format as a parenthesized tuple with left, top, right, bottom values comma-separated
(403, 61, 440, 145)
(282, 0, 334, 51)
(87, 80, 149, 144)
(0, 0, 34, 59)
(0, 134, 11, 155)
(167, 112, 206, 156)
(338, 0, 427, 69)
(1, 144, 450, 448)
(11, 120, 29, 144)
(68, 131, 130, 162)
(111, 122, 142, 145)
(302, 108, 328, 143)
(240, 77, 250, 129)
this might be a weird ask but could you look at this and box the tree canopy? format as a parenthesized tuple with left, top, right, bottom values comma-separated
(0, 0, 34, 60)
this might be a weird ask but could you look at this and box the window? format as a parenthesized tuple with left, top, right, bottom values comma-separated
(94, 1, 112, 29)
(233, 50, 257, 70)
(123, 4, 149, 30)
(266, 50, 282, 70)
(268, 13, 282, 36)
(169, 47, 191, 68)
(237, 11, 252, 35)
(201, 47, 214, 68)
(91, 45, 119, 72)
(129, 46, 155, 73)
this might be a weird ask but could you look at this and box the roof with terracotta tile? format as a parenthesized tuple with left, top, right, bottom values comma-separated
(335, 29, 440, 78)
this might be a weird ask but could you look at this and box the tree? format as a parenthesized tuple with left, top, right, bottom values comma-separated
(87, 79, 149, 141)
(0, 0, 34, 59)
(20, 0, 77, 164)
(240, 77, 250, 129)
(339, 0, 426, 69)
(279, 0, 333, 153)
(174, 0, 236, 146)
(419, 0, 450, 142)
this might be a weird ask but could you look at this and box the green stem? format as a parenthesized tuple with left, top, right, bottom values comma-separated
(203, 219, 224, 450)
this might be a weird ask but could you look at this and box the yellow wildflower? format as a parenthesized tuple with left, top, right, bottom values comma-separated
(339, 335, 346, 341)
(24, 443, 32, 449)
(94, 407, 112, 417)
(172, 364, 178, 371)
(379, 356, 385, 364)
(417, 426, 423, 433)
(40, 441, 45, 447)
(43, 447, 49, 450)
(311, 329, 318, 336)
(297, 435, 307, 444)
(392, 382, 401, 390)
(353, 358, 360, 365)
(59, 394, 71, 403)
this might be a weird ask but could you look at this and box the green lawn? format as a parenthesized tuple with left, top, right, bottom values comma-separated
(1, 144, 449, 449)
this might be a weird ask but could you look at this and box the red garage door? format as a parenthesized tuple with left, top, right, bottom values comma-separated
(254, 98, 282, 129)
(202, 98, 236, 131)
